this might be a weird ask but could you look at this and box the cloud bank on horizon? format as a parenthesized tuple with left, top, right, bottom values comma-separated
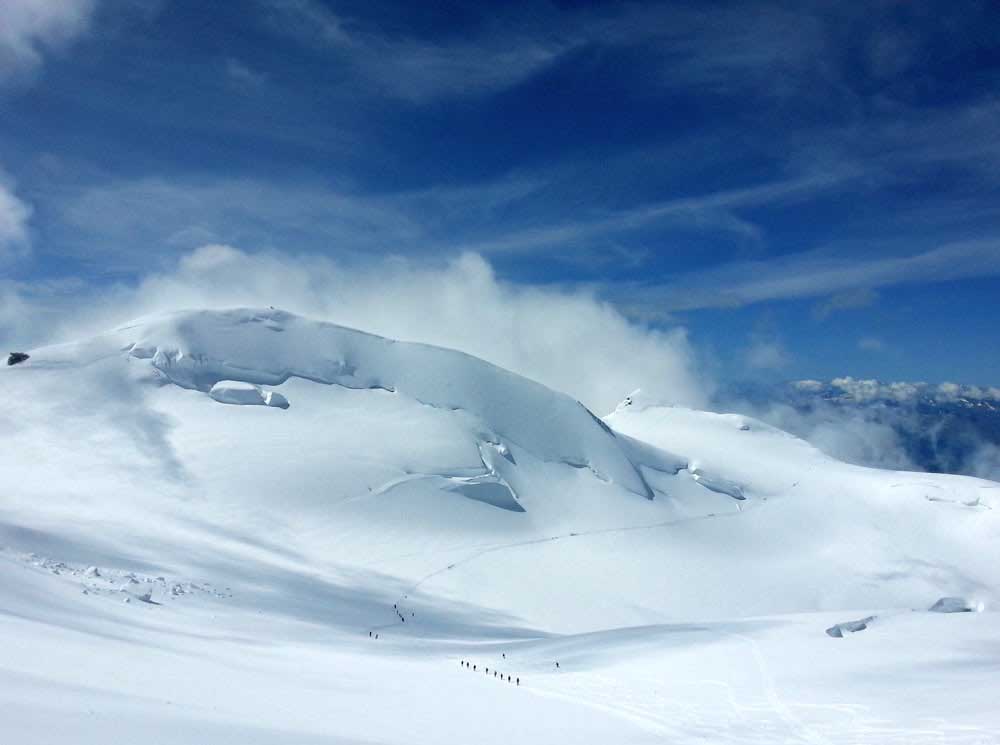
(0, 0, 998, 393)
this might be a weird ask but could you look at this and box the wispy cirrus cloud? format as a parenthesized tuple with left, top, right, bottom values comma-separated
(812, 288, 879, 320)
(56, 177, 427, 268)
(257, 0, 568, 102)
(0, 0, 98, 85)
(253, 0, 993, 113)
(254, 1, 838, 103)
(616, 239, 1000, 315)
(461, 167, 861, 257)
(46, 162, 864, 274)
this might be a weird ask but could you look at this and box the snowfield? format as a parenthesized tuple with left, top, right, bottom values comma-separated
(1, 308, 997, 744)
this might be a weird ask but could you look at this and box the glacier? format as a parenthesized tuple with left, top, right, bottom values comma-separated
(1, 308, 997, 744)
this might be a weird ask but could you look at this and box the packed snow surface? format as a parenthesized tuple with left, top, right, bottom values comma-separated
(1, 309, 998, 744)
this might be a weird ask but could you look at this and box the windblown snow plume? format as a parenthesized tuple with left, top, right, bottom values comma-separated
(0, 247, 708, 414)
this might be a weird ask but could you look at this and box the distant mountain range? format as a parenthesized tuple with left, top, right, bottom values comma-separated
(721, 377, 1000, 480)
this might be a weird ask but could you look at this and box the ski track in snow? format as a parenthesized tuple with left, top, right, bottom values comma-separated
(495, 639, 998, 745)
(723, 631, 835, 745)
(378, 504, 756, 627)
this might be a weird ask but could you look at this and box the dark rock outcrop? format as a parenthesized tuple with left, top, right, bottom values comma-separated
(7, 352, 29, 366)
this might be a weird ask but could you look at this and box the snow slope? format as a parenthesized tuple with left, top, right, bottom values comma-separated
(1, 308, 998, 744)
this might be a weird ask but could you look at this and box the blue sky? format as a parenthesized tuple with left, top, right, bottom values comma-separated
(2, 0, 999, 389)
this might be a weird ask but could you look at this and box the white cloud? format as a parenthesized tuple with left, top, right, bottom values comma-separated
(0, 174, 31, 260)
(745, 337, 790, 370)
(0, 276, 86, 349)
(858, 337, 884, 352)
(968, 442, 1000, 482)
(732, 376, 1000, 478)
(1, 246, 709, 415)
(751, 400, 918, 472)
(0, 283, 30, 344)
(0, 0, 98, 84)
(793, 379, 824, 393)
(831, 377, 919, 403)
(825, 377, 1000, 404)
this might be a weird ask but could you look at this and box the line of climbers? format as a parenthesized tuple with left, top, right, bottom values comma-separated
(392, 602, 415, 624)
(366, 594, 569, 690)
(366, 598, 416, 639)
(460, 660, 519, 686)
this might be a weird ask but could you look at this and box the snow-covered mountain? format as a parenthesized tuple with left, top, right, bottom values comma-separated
(2, 308, 998, 744)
